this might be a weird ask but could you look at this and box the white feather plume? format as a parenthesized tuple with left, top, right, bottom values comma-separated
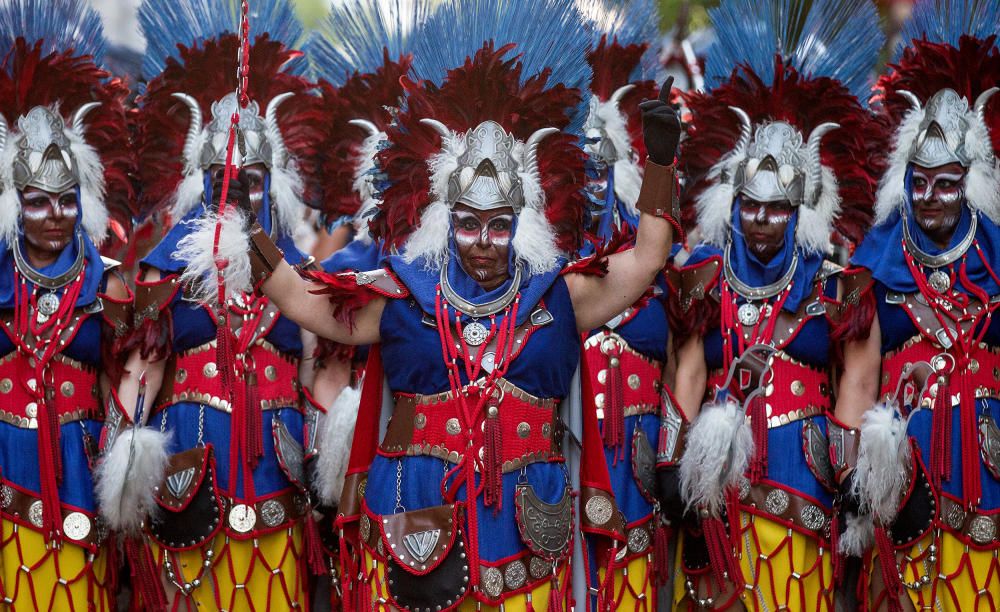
(174, 207, 253, 301)
(313, 386, 361, 507)
(795, 165, 840, 255)
(838, 511, 875, 557)
(874, 108, 924, 224)
(269, 161, 306, 236)
(612, 158, 642, 215)
(851, 403, 911, 523)
(679, 400, 753, 517)
(65, 125, 109, 244)
(402, 200, 451, 270)
(95, 427, 171, 534)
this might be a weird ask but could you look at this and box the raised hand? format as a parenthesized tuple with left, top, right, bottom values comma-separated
(638, 76, 682, 166)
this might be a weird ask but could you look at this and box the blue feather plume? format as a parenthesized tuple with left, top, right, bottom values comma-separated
(306, 0, 433, 86)
(0, 0, 106, 64)
(575, 0, 661, 80)
(704, 0, 884, 101)
(899, 0, 1000, 55)
(138, 0, 306, 78)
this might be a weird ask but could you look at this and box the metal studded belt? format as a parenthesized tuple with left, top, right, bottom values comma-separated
(881, 337, 1000, 406)
(737, 480, 832, 538)
(0, 481, 105, 549)
(0, 352, 101, 428)
(583, 332, 663, 419)
(939, 496, 1000, 547)
(223, 490, 309, 537)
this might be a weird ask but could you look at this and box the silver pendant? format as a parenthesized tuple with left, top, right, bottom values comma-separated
(737, 302, 761, 326)
(463, 321, 489, 346)
(928, 270, 951, 293)
(37, 291, 60, 317)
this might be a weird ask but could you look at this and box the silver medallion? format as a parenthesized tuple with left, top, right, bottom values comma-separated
(627, 527, 651, 553)
(482, 566, 504, 598)
(0, 485, 12, 508)
(529, 556, 550, 580)
(260, 499, 286, 528)
(63, 511, 92, 541)
(228, 503, 257, 533)
(359, 514, 371, 543)
(28, 500, 44, 528)
(737, 302, 761, 326)
(928, 270, 951, 293)
(799, 505, 827, 532)
(37, 292, 60, 317)
(738, 477, 752, 500)
(969, 516, 997, 545)
(504, 560, 527, 590)
(764, 489, 790, 515)
(463, 321, 489, 347)
(585, 496, 613, 526)
(945, 503, 966, 531)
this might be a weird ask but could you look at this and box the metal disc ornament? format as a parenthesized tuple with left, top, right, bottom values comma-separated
(463, 321, 489, 346)
(928, 270, 951, 293)
(737, 302, 761, 326)
(37, 292, 60, 317)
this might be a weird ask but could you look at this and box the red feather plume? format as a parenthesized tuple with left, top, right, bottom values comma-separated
(371, 43, 588, 254)
(679, 57, 888, 250)
(314, 50, 412, 221)
(0, 38, 135, 245)
(135, 34, 324, 220)
(876, 34, 1000, 156)
(586, 35, 657, 162)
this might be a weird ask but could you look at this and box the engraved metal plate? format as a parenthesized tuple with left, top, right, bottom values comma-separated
(37, 292, 60, 316)
(445, 418, 461, 435)
(166, 467, 196, 499)
(228, 504, 257, 533)
(658, 395, 684, 462)
(359, 514, 371, 542)
(945, 503, 966, 531)
(515, 485, 572, 558)
(274, 420, 305, 486)
(504, 560, 527, 590)
(802, 420, 836, 490)
(463, 322, 489, 347)
(585, 496, 613, 526)
(800, 505, 826, 531)
(482, 566, 504, 598)
(28, 500, 44, 528)
(260, 499, 286, 527)
(764, 489, 789, 515)
(632, 428, 657, 501)
(928, 270, 951, 293)
(402, 529, 441, 564)
(627, 527, 650, 553)
(970, 516, 997, 545)
(738, 477, 752, 500)
(0, 485, 12, 508)
(530, 308, 554, 327)
(737, 302, 760, 326)
(529, 556, 550, 580)
(979, 415, 1000, 480)
(63, 512, 91, 541)
(355, 272, 375, 286)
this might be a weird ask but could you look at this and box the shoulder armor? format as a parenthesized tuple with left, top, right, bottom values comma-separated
(355, 268, 409, 299)
(815, 259, 844, 283)
(678, 258, 721, 311)
(134, 274, 182, 326)
(840, 267, 874, 307)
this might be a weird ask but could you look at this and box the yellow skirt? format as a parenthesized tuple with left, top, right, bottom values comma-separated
(0, 520, 113, 611)
(674, 512, 833, 611)
(154, 525, 307, 611)
(597, 555, 656, 611)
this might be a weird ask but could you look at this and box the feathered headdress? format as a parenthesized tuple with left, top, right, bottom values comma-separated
(680, 0, 886, 253)
(577, 0, 660, 220)
(305, 0, 429, 234)
(873, 0, 1000, 224)
(0, 0, 132, 246)
(373, 0, 592, 276)
(134, 0, 320, 234)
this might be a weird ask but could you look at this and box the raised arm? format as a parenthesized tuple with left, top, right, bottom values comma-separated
(835, 312, 882, 429)
(567, 79, 681, 331)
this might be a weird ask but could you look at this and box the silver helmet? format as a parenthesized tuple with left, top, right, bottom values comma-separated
(900, 87, 998, 169)
(9, 104, 99, 193)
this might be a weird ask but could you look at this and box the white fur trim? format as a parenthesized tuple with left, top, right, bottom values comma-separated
(401, 200, 451, 270)
(95, 427, 171, 534)
(510, 206, 561, 275)
(795, 166, 840, 255)
(874, 108, 924, 224)
(838, 511, 875, 557)
(679, 400, 753, 516)
(612, 158, 641, 215)
(174, 208, 253, 301)
(852, 403, 911, 524)
(313, 386, 361, 507)
(351, 131, 386, 244)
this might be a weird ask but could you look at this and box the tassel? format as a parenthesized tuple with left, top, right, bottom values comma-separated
(959, 385, 981, 509)
(831, 511, 843, 586)
(748, 395, 768, 482)
(484, 401, 503, 509)
(603, 348, 625, 459)
(245, 372, 262, 468)
(930, 374, 951, 488)
(526, 593, 535, 612)
(304, 512, 328, 576)
(125, 537, 168, 611)
(702, 516, 739, 591)
(548, 574, 565, 612)
(653, 521, 672, 586)
(874, 526, 904, 612)
(37, 396, 64, 542)
(215, 315, 235, 393)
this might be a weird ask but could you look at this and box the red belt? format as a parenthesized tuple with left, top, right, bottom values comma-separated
(0, 352, 100, 427)
(583, 332, 662, 418)
(881, 337, 1000, 405)
(380, 379, 562, 472)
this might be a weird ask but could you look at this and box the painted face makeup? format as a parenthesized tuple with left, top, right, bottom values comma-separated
(911, 162, 966, 248)
(20, 186, 79, 267)
(210, 162, 267, 213)
(452, 204, 514, 291)
(738, 198, 793, 263)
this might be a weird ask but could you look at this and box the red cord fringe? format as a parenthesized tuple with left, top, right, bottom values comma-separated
(303, 512, 328, 576)
(484, 402, 503, 510)
(702, 517, 738, 591)
(875, 526, 904, 612)
(930, 374, 951, 489)
(603, 349, 625, 458)
(748, 395, 768, 482)
(125, 537, 167, 611)
(653, 522, 672, 586)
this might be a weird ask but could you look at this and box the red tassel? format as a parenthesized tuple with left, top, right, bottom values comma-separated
(216, 315, 235, 393)
(748, 395, 768, 481)
(959, 386, 981, 509)
(548, 575, 565, 612)
(303, 512, 329, 576)
(526, 594, 536, 612)
(831, 511, 843, 586)
(125, 537, 168, 611)
(245, 372, 262, 468)
(653, 522, 672, 585)
(484, 401, 503, 509)
(874, 526, 904, 612)
(36, 395, 64, 541)
(930, 374, 951, 488)
(603, 348, 625, 458)
(702, 516, 739, 591)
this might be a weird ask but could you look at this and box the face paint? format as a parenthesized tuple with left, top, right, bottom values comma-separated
(19, 186, 79, 266)
(738, 198, 793, 263)
(452, 204, 514, 291)
(911, 162, 966, 248)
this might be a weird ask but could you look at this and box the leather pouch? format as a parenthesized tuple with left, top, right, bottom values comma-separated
(148, 446, 225, 550)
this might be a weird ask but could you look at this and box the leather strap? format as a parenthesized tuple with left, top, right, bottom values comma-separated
(741, 481, 831, 538)
(134, 274, 181, 326)
(0, 482, 103, 549)
(248, 223, 285, 288)
(635, 160, 677, 218)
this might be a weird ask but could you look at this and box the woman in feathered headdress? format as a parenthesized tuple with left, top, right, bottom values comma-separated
(0, 0, 135, 608)
(196, 0, 683, 608)
(841, 1, 1000, 609)
(669, 0, 886, 608)
(574, 1, 682, 608)
(95, 1, 324, 609)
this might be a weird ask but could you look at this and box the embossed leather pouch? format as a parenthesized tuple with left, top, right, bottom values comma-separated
(149, 446, 224, 550)
(380, 503, 470, 611)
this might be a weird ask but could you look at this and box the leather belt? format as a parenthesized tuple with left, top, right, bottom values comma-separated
(739, 481, 831, 538)
(0, 481, 103, 549)
(939, 496, 1000, 547)
(881, 337, 1000, 406)
(223, 490, 308, 537)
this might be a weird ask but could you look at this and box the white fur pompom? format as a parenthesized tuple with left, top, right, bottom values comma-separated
(852, 403, 911, 523)
(313, 386, 361, 507)
(95, 428, 171, 534)
(838, 511, 875, 557)
(174, 208, 253, 302)
(679, 400, 753, 516)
